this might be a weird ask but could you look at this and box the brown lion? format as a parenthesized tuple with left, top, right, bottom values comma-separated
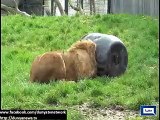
(30, 40, 97, 83)
(30, 51, 66, 83)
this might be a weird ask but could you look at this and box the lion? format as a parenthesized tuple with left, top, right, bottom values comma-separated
(63, 40, 97, 81)
(30, 51, 66, 83)
(30, 40, 97, 83)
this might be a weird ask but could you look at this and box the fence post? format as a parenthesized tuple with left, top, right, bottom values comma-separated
(108, 0, 111, 13)
(65, 0, 68, 15)
(51, 0, 54, 15)
(42, 0, 44, 15)
(81, 0, 83, 9)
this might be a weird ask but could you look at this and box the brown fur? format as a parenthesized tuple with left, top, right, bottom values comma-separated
(63, 40, 97, 81)
(30, 51, 66, 83)
(30, 40, 97, 83)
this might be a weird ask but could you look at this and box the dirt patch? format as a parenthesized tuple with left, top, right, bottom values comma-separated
(70, 103, 140, 120)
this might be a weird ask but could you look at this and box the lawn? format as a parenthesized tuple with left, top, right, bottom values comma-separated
(1, 14, 159, 119)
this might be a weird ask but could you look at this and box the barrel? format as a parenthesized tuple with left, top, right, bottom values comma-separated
(81, 33, 128, 77)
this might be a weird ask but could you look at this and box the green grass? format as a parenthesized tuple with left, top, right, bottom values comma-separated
(1, 14, 159, 119)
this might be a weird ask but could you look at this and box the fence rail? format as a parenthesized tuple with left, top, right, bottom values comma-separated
(110, 0, 159, 18)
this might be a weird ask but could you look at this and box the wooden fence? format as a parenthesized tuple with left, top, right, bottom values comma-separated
(110, 0, 159, 18)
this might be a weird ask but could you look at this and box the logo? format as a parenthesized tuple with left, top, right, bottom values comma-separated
(140, 105, 156, 116)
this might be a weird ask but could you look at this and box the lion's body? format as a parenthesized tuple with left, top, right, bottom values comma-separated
(30, 40, 97, 83)
(30, 52, 66, 83)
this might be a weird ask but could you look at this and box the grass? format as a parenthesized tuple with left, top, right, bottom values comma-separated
(1, 14, 159, 119)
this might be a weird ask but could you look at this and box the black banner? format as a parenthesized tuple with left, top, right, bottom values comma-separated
(0, 110, 67, 120)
